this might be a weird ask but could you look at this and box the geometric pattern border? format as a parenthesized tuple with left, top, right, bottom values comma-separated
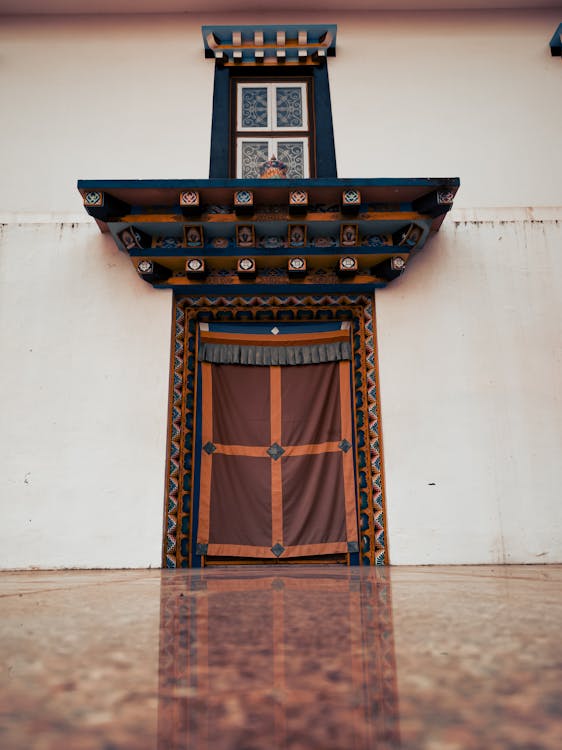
(162, 293, 387, 567)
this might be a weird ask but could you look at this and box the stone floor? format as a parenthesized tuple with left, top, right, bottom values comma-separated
(1, 565, 561, 749)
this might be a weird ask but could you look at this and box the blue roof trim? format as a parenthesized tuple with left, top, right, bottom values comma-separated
(208, 322, 344, 333)
(550, 24, 562, 56)
(78, 177, 460, 190)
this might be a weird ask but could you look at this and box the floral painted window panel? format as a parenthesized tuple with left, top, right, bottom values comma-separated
(237, 82, 308, 133)
(277, 141, 306, 178)
(239, 141, 271, 179)
(240, 87, 269, 129)
(237, 138, 309, 179)
(275, 87, 304, 129)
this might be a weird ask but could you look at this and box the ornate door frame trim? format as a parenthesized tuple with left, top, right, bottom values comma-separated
(163, 293, 388, 567)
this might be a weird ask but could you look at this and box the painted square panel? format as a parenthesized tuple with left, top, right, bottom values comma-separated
(240, 86, 269, 129)
(275, 86, 304, 129)
(239, 140, 270, 179)
(277, 141, 306, 178)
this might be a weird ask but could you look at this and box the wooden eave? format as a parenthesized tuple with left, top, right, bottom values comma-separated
(78, 176, 460, 293)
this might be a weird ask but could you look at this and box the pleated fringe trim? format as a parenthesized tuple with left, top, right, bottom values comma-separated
(198, 341, 352, 366)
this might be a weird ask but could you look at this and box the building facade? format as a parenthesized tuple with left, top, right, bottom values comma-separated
(1, 5, 561, 567)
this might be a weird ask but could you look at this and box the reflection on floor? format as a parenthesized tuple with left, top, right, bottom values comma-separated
(1, 566, 561, 749)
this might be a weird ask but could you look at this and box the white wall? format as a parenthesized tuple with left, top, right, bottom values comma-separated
(0, 222, 172, 568)
(0, 16, 214, 215)
(378, 209, 562, 564)
(0, 10, 561, 566)
(1, 11, 561, 215)
(332, 11, 562, 209)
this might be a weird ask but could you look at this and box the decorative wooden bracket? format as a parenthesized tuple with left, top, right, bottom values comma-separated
(78, 177, 460, 294)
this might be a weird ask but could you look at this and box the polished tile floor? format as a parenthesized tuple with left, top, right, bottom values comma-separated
(1, 565, 561, 749)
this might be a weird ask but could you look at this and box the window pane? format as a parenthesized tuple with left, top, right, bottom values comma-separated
(239, 141, 270, 179)
(276, 87, 304, 129)
(240, 87, 269, 129)
(277, 141, 306, 178)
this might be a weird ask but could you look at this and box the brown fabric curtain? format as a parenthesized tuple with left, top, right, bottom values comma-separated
(197, 351, 358, 559)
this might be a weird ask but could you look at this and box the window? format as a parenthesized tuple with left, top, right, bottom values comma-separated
(233, 80, 312, 179)
(208, 62, 336, 179)
(237, 83, 308, 131)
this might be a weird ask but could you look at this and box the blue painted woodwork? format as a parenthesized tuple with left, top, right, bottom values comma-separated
(208, 64, 336, 178)
(209, 66, 230, 178)
(313, 65, 337, 177)
(78, 175, 459, 292)
(209, 321, 344, 333)
(78, 177, 460, 192)
(208, 25, 337, 178)
(202, 24, 337, 64)
(550, 24, 562, 56)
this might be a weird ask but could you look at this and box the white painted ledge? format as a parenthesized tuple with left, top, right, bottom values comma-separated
(0, 213, 94, 225)
(449, 206, 562, 223)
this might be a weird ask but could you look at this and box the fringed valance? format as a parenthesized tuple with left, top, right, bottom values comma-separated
(199, 341, 351, 365)
(198, 328, 351, 366)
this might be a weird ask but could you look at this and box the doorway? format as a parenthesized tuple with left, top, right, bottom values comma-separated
(163, 295, 387, 567)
